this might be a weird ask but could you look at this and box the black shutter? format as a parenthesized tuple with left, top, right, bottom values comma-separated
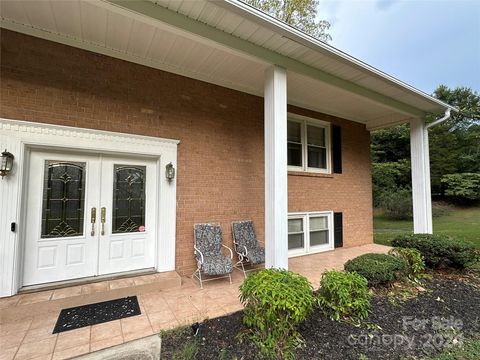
(332, 125, 342, 174)
(334, 212, 343, 248)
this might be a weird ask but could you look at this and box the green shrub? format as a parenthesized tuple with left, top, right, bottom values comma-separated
(388, 247, 425, 281)
(392, 234, 479, 269)
(377, 188, 413, 220)
(317, 270, 371, 322)
(344, 253, 407, 286)
(239, 269, 316, 359)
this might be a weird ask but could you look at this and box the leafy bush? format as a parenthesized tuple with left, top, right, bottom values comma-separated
(344, 253, 407, 286)
(377, 188, 413, 220)
(317, 270, 371, 322)
(388, 247, 425, 281)
(392, 234, 479, 269)
(441, 173, 480, 202)
(239, 269, 316, 359)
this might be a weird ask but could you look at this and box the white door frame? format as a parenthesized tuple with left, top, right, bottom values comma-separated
(0, 118, 179, 297)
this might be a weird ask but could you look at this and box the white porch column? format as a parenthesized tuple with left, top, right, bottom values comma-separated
(264, 65, 288, 269)
(410, 118, 433, 233)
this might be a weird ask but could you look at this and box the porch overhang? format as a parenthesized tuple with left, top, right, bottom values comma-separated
(0, 0, 456, 284)
(0, 0, 455, 129)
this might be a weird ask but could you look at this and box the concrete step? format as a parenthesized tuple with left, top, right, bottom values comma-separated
(75, 335, 161, 360)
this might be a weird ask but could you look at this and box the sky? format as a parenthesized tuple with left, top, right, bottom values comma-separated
(317, 0, 480, 95)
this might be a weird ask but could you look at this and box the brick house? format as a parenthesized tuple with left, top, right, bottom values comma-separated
(0, 0, 454, 297)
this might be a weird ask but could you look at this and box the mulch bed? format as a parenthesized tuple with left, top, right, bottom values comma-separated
(161, 275, 480, 359)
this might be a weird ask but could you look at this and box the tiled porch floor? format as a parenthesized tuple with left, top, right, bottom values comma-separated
(0, 244, 389, 360)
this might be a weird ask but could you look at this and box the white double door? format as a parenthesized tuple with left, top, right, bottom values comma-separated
(23, 151, 157, 286)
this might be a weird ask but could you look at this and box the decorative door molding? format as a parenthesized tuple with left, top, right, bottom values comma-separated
(0, 118, 179, 296)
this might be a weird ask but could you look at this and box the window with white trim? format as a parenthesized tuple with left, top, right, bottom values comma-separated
(287, 117, 330, 173)
(288, 212, 333, 256)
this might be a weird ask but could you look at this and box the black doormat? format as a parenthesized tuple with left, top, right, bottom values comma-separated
(53, 296, 141, 334)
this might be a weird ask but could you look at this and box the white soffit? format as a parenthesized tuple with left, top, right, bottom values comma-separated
(212, 0, 453, 114)
(0, 0, 268, 97)
(287, 71, 411, 126)
(0, 0, 452, 129)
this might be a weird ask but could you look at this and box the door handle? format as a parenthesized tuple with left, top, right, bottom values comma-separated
(101, 207, 106, 236)
(90, 207, 96, 236)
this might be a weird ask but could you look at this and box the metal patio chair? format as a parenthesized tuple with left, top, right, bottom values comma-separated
(231, 220, 265, 278)
(192, 223, 233, 288)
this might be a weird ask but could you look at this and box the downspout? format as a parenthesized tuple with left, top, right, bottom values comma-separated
(426, 108, 452, 129)
(420, 108, 452, 233)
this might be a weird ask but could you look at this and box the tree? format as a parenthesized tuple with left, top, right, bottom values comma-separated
(441, 173, 480, 203)
(430, 85, 480, 129)
(427, 86, 480, 191)
(370, 125, 410, 163)
(371, 85, 480, 205)
(243, 0, 332, 42)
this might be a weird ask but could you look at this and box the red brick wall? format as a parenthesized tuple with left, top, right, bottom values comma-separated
(287, 106, 373, 248)
(0, 30, 372, 275)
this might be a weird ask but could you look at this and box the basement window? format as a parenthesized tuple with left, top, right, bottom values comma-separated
(288, 211, 333, 257)
(287, 115, 331, 173)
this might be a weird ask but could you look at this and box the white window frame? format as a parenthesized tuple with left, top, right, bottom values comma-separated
(288, 211, 334, 257)
(287, 113, 331, 174)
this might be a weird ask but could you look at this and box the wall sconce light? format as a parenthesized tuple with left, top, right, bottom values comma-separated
(165, 162, 175, 182)
(0, 149, 14, 179)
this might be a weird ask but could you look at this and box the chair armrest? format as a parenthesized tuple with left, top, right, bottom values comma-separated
(194, 246, 204, 264)
(222, 244, 234, 259)
(233, 240, 248, 257)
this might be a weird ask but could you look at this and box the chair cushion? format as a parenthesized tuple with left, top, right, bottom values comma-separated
(201, 255, 233, 275)
(247, 246, 265, 265)
(194, 224, 223, 258)
(232, 221, 265, 264)
(232, 221, 257, 249)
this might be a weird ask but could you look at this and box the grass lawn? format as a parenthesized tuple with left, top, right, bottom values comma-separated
(373, 206, 480, 247)
(427, 336, 480, 360)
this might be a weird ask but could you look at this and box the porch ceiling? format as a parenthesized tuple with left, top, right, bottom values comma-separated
(0, 0, 453, 129)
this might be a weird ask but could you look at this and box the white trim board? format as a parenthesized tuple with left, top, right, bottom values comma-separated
(0, 118, 179, 297)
